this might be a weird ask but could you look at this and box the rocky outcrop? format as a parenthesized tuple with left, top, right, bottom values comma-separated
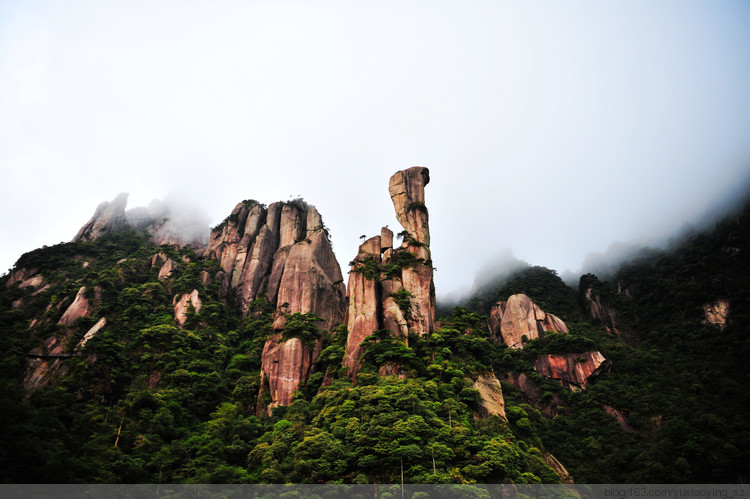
(74, 193, 129, 242)
(703, 299, 730, 330)
(532, 352, 610, 390)
(343, 167, 437, 375)
(77, 317, 107, 349)
(258, 337, 311, 414)
(604, 405, 634, 432)
(579, 274, 637, 344)
(472, 373, 506, 419)
(488, 294, 568, 349)
(503, 371, 563, 418)
(205, 200, 346, 329)
(158, 259, 177, 280)
(173, 289, 202, 327)
(544, 453, 573, 484)
(24, 286, 98, 391)
(73, 194, 209, 248)
(343, 237, 382, 376)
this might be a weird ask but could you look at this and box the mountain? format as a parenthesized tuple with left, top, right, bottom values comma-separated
(0, 168, 748, 484)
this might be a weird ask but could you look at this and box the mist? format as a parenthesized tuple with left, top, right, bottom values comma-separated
(1, 1, 750, 294)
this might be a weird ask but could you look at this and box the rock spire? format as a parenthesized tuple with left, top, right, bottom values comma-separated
(343, 167, 437, 376)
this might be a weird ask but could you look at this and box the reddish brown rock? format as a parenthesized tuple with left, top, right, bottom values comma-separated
(206, 201, 346, 330)
(259, 337, 311, 412)
(544, 453, 573, 484)
(389, 167, 431, 246)
(489, 294, 568, 349)
(532, 351, 610, 390)
(343, 236, 382, 376)
(472, 373, 507, 419)
(173, 289, 202, 327)
(343, 168, 437, 377)
(158, 259, 177, 280)
(59, 287, 91, 327)
(703, 299, 730, 330)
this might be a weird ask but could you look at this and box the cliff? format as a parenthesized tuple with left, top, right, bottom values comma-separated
(205, 200, 346, 329)
(343, 167, 437, 375)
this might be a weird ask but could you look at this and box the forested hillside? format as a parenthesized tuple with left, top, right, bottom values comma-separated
(1, 193, 748, 484)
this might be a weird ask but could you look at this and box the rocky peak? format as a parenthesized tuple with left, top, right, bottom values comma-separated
(73, 194, 209, 248)
(389, 166, 431, 246)
(343, 167, 437, 376)
(206, 199, 346, 329)
(73, 193, 129, 242)
(488, 293, 568, 349)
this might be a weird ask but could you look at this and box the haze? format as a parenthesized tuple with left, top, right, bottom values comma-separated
(2, 1, 749, 300)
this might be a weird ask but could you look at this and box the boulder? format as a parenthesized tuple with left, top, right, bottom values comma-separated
(489, 294, 568, 348)
(472, 373, 506, 419)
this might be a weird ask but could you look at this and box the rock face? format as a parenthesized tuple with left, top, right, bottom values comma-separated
(206, 200, 346, 410)
(258, 337, 311, 413)
(74, 193, 129, 242)
(532, 351, 610, 390)
(579, 274, 637, 345)
(73, 194, 209, 248)
(24, 286, 98, 391)
(488, 294, 568, 349)
(472, 373, 506, 419)
(703, 299, 730, 330)
(343, 167, 437, 375)
(205, 200, 346, 330)
(173, 289, 202, 327)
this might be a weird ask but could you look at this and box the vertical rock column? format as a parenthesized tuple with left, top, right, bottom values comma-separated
(343, 167, 437, 376)
(342, 236, 382, 376)
(387, 167, 436, 336)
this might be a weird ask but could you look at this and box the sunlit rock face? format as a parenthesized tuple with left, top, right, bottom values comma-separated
(343, 167, 437, 376)
(703, 299, 730, 330)
(206, 200, 346, 330)
(343, 236, 382, 377)
(488, 293, 568, 349)
(532, 351, 610, 390)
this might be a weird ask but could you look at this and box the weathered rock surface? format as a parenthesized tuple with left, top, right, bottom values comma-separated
(579, 274, 637, 344)
(389, 167, 431, 246)
(258, 337, 311, 413)
(158, 259, 177, 280)
(77, 317, 107, 350)
(343, 236, 382, 376)
(206, 200, 346, 329)
(533, 351, 610, 390)
(173, 289, 202, 327)
(472, 373, 507, 419)
(503, 371, 564, 418)
(488, 294, 568, 349)
(73, 194, 209, 248)
(59, 287, 91, 327)
(343, 167, 437, 376)
(604, 405, 634, 432)
(24, 286, 98, 391)
(74, 193, 129, 242)
(703, 299, 730, 330)
(544, 452, 573, 484)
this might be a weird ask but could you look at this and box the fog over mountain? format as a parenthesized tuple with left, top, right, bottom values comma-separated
(2, 1, 749, 299)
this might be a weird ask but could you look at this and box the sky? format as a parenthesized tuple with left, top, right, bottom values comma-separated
(1, 0, 750, 299)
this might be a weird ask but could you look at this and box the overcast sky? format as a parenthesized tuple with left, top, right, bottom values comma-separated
(2, 0, 749, 299)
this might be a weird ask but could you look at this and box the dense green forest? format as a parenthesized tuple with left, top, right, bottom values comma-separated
(1, 198, 749, 484)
